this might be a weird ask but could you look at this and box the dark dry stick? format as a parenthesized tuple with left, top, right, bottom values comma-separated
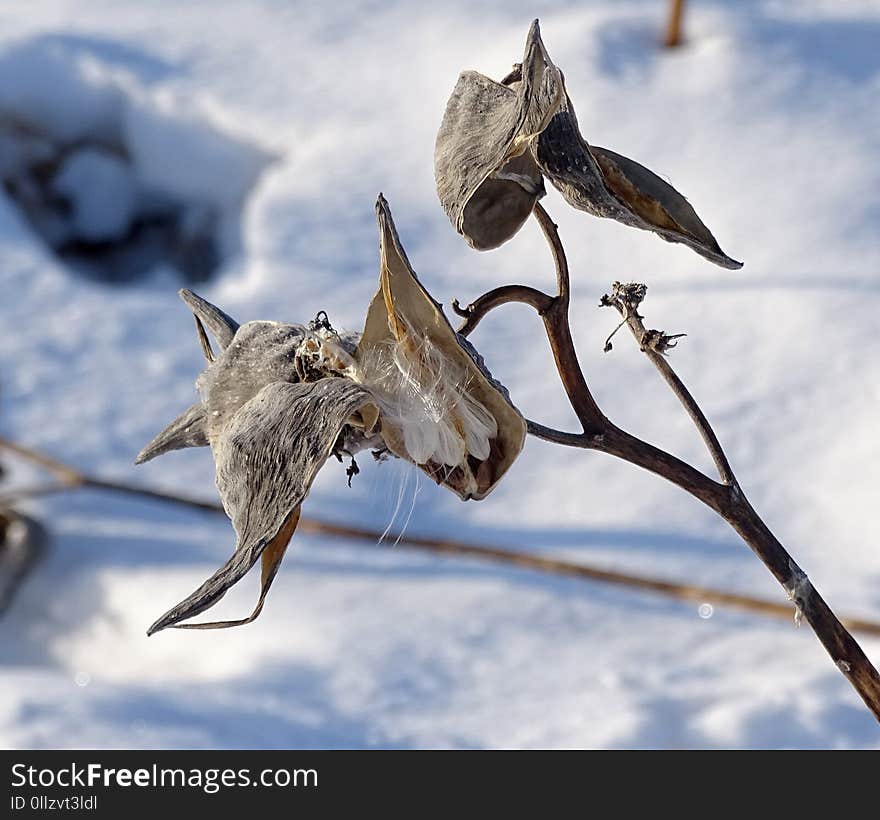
(452, 205, 880, 720)
(664, 0, 686, 48)
(598, 281, 880, 717)
(600, 282, 735, 485)
(4, 436, 880, 637)
(452, 285, 552, 328)
(457, 204, 607, 434)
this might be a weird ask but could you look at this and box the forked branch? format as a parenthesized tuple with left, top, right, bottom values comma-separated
(599, 281, 735, 485)
(453, 203, 880, 721)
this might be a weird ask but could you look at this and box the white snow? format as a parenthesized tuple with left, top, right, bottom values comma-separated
(0, 0, 878, 749)
(0, 36, 274, 281)
(53, 148, 137, 242)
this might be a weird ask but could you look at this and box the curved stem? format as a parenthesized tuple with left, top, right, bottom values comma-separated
(590, 288, 868, 692)
(454, 204, 606, 433)
(452, 204, 880, 720)
(454, 285, 552, 337)
(528, 418, 880, 717)
(532, 203, 570, 305)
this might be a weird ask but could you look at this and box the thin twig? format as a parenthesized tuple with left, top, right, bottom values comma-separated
(0, 437, 83, 486)
(2, 438, 880, 637)
(0, 436, 221, 513)
(450, 206, 880, 720)
(600, 282, 735, 485)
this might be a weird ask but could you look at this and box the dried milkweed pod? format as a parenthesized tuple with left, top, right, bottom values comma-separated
(140, 294, 380, 633)
(434, 20, 561, 250)
(532, 95, 742, 269)
(434, 19, 741, 269)
(353, 195, 526, 500)
(136, 195, 525, 631)
(147, 378, 378, 634)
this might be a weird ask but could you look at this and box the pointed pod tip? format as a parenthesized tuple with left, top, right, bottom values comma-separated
(178, 288, 199, 309)
(526, 18, 544, 47)
(374, 194, 394, 235)
(134, 443, 158, 465)
(717, 254, 744, 271)
(522, 17, 553, 79)
(147, 612, 174, 636)
(176, 289, 239, 350)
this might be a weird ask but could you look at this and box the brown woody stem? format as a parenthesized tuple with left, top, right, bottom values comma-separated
(453, 204, 880, 721)
(664, 0, 686, 48)
(600, 281, 735, 485)
(453, 285, 552, 334)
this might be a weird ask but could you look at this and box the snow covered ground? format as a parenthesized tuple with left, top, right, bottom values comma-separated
(1, 0, 878, 749)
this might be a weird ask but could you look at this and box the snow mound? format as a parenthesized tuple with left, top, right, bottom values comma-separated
(0, 38, 274, 284)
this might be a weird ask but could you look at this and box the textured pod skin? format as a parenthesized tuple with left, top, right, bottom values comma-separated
(196, 320, 307, 438)
(136, 318, 308, 463)
(434, 20, 561, 250)
(147, 378, 377, 634)
(357, 195, 526, 500)
(137, 195, 528, 631)
(179, 288, 239, 350)
(138, 295, 379, 633)
(534, 98, 742, 269)
(434, 19, 741, 269)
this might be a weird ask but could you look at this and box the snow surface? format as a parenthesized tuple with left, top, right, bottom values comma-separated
(1, 0, 878, 749)
(0, 36, 273, 282)
(52, 148, 137, 242)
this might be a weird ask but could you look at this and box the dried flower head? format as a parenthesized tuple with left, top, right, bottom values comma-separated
(136, 195, 525, 633)
(435, 19, 741, 269)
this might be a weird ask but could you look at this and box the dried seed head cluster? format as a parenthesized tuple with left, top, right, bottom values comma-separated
(137, 196, 525, 632)
(138, 20, 738, 635)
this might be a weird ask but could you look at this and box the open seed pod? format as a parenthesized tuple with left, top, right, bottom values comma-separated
(147, 377, 378, 634)
(434, 20, 562, 250)
(434, 19, 741, 269)
(139, 292, 380, 633)
(355, 195, 526, 500)
(138, 194, 527, 632)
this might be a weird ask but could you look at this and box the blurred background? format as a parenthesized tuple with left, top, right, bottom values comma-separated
(0, 0, 878, 749)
